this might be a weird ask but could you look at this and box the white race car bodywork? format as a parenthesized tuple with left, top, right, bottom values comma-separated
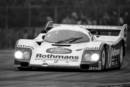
(14, 23, 127, 70)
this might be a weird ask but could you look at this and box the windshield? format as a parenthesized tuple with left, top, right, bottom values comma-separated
(44, 30, 90, 43)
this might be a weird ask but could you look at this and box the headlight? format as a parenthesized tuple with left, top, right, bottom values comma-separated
(84, 54, 91, 61)
(14, 51, 23, 59)
(14, 48, 32, 60)
(90, 53, 100, 62)
(83, 52, 100, 62)
(23, 51, 31, 59)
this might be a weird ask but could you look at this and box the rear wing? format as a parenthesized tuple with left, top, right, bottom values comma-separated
(44, 21, 127, 36)
(81, 24, 128, 36)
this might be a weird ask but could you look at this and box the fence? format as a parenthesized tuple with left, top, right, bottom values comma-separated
(0, 0, 129, 49)
(0, 1, 130, 28)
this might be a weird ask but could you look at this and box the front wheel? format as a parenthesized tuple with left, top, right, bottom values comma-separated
(100, 48, 107, 70)
(16, 64, 30, 71)
(17, 67, 26, 71)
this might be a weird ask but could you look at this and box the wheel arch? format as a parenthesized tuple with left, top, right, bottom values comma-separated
(100, 43, 109, 51)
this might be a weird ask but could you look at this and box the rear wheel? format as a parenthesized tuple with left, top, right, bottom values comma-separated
(117, 46, 124, 69)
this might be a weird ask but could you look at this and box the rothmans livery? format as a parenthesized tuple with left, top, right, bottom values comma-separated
(14, 22, 127, 70)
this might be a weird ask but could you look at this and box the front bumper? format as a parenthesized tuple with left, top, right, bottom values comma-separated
(14, 59, 101, 70)
(80, 62, 101, 70)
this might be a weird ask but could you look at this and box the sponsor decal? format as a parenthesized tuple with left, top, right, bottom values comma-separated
(35, 53, 79, 61)
(46, 47, 72, 54)
(16, 45, 34, 49)
(84, 42, 101, 50)
(85, 47, 99, 50)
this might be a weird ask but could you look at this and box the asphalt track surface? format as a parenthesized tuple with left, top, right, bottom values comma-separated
(0, 50, 130, 87)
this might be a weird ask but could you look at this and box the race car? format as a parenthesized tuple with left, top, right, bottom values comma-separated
(14, 23, 127, 71)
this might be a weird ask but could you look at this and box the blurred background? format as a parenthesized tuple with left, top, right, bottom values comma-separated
(0, 0, 129, 49)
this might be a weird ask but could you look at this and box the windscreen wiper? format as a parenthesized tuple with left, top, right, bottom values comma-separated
(55, 37, 83, 44)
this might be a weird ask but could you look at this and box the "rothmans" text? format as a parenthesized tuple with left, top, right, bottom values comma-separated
(36, 54, 79, 60)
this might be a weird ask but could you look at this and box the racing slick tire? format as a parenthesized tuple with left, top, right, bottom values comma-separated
(117, 46, 124, 69)
(100, 47, 107, 71)
(17, 67, 27, 71)
(16, 66, 30, 71)
(16, 63, 30, 71)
